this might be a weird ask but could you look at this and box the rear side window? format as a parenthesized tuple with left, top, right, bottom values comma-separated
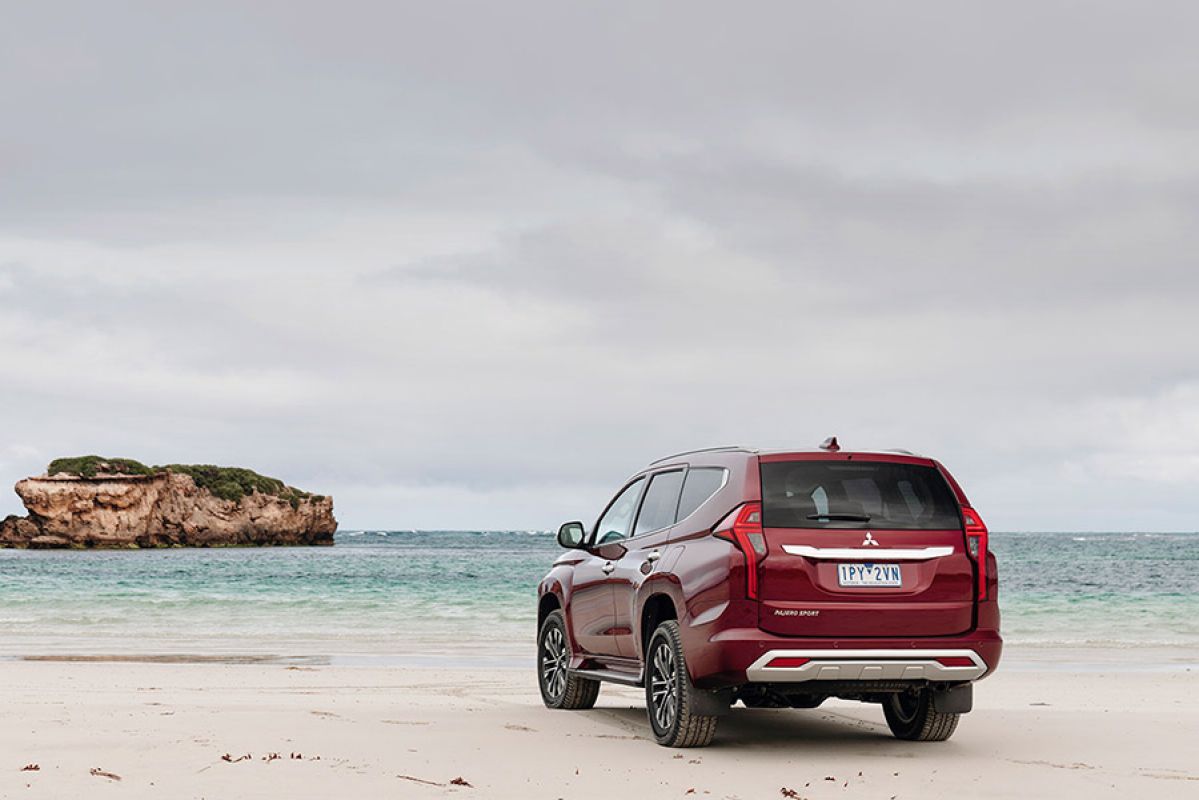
(760, 461, 961, 530)
(634, 470, 685, 535)
(675, 468, 727, 522)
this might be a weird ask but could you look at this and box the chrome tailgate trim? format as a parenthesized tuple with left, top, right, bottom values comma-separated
(781, 545, 954, 561)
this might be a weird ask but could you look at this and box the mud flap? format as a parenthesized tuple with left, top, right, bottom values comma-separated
(690, 687, 734, 717)
(932, 683, 973, 714)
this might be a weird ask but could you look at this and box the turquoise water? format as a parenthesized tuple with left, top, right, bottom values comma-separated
(0, 531, 1195, 661)
(989, 532, 1199, 652)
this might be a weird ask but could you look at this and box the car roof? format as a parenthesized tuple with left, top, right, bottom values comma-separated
(649, 445, 929, 466)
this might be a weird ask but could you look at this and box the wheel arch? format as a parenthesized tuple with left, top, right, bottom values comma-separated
(538, 590, 563, 631)
(639, 591, 680, 661)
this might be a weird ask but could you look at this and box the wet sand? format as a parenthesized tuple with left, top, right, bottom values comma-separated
(2, 659, 1196, 798)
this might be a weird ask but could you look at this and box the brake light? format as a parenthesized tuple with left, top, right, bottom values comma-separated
(962, 507, 989, 601)
(713, 502, 765, 600)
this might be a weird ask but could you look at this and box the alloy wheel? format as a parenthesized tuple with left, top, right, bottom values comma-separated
(541, 626, 568, 700)
(649, 639, 679, 731)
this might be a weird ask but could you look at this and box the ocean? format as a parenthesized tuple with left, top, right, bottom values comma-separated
(1, 531, 1196, 666)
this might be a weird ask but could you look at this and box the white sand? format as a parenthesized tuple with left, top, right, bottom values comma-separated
(2, 659, 1196, 798)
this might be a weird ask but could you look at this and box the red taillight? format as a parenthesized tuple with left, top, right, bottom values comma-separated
(765, 656, 810, 668)
(935, 656, 977, 668)
(962, 506, 989, 601)
(713, 502, 765, 600)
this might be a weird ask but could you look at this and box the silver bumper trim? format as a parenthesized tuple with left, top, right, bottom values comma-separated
(745, 648, 987, 683)
(781, 545, 954, 561)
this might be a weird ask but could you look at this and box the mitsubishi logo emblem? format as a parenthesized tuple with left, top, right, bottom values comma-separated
(862, 532, 879, 547)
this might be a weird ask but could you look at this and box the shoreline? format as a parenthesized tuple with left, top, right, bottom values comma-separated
(3, 643, 1197, 672)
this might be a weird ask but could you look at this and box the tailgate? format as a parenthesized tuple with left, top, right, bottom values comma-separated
(756, 456, 974, 638)
(757, 528, 973, 636)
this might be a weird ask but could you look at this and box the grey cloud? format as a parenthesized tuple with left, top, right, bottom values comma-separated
(8, 3, 1199, 232)
(642, 155, 1199, 302)
(1, 1, 1198, 529)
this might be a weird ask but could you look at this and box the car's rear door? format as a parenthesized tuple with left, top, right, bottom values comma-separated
(755, 454, 974, 638)
(609, 468, 685, 658)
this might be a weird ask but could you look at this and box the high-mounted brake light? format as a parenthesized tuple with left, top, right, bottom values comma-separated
(714, 502, 765, 599)
(962, 507, 989, 601)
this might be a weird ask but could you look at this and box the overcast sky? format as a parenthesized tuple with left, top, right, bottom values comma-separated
(2, 1, 1197, 531)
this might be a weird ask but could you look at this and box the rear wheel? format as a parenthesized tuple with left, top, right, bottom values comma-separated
(883, 689, 960, 741)
(538, 611, 599, 710)
(645, 621, 718, 747)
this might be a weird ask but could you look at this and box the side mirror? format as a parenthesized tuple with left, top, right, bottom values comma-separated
(557, 521, 587, 549)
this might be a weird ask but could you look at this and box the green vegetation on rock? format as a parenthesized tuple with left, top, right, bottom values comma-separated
(45, 456, 316, 507)
(47, 456, 154, 479)
(160, 464, 312, 507)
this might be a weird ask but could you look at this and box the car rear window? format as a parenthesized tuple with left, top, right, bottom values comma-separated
(760, 460, 961, 530)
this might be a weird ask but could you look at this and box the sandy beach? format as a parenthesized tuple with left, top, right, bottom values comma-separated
(2, 657, 1196, 799)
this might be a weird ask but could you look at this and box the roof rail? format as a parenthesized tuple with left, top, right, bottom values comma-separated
(649, 445, 754, 466)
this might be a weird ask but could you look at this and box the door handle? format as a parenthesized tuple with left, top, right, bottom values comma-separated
(645, 550, 661, 564)
(602, 561, 615, 575)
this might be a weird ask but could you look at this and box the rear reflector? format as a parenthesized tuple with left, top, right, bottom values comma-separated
(935, 656, 977, 668)
(765, 656, 811, 669)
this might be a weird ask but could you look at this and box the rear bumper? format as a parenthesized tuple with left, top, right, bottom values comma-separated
(744, 648, 988, 683)
(684, 625, 1003, 689)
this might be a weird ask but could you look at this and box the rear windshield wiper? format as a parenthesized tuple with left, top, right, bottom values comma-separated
(806, 513, 872, 522)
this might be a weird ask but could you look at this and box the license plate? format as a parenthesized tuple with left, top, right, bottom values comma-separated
(837, 563, 902, 587)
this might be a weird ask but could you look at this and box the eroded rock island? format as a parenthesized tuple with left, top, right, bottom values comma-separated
(0, 457, 336, 548)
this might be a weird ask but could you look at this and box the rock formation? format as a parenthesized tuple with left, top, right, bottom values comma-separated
(0, 459, 336, 548)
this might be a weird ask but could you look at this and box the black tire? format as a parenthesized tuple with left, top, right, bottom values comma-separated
(538, 611, 599, 710)
(645, 621, 718, 747)
(883, 689, 960, 741)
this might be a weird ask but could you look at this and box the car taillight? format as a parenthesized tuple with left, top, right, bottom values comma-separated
(962, 506, 989, 601)
(713, 502, 765, 600)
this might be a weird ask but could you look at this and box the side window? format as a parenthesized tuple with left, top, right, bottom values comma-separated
(675, 468, 727, 522)
(594, 478, 646, 545)
(633, 470, 685, 536)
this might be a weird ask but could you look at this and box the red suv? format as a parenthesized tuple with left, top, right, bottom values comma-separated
(537, 441, 1001, 747)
